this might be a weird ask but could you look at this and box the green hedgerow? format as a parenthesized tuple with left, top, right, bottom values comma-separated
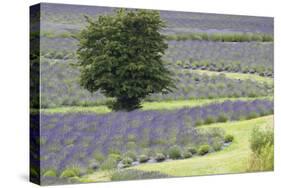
(198, 145, 210, 155)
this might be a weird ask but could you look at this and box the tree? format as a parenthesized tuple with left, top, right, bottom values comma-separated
(77, 9, 174, 111)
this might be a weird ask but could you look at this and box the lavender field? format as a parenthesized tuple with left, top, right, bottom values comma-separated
(31, 3, 274, 185)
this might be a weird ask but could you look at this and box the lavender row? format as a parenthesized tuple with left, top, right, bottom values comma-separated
(39, 58, 273, 108)
(40, 3, 273, 35)
(35, 99, 273, 173)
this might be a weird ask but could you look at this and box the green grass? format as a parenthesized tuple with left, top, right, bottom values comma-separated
(190, 70, 273, 85)
(40, 96, 272, 114)
(129, 115, 273, 176)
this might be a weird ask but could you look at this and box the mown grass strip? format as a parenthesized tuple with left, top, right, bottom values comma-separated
(40, 96, 272, 114)
(130, 115, 273, 176)
(31, 31, 273, 42)
(165, 32, 273, 42)
(190, 69, 273, 85)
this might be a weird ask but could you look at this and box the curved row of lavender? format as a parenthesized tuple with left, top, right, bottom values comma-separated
(33, 99, 273, 174)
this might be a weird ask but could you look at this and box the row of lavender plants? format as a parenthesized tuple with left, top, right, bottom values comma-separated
(165, 40, 273, 76)
(32, 99, 273, 179)
(39, 58, 273, 108)
(40, 3, 273, 35)
(39, 37, 273, 76)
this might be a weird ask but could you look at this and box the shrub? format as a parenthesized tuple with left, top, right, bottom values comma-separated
(155, 153, 166, 162)
(43, 169, 57, 177)
(122, 157, 133, 168)
(60, 166, 81, 178)
(250, 127, 273, 155)
(207, 127, 225, 139)
(248, 126, 274, 171)
(92, 151, 105, 162)
(168, 145, 182, 159)
(198, 145, 210, 155)
(195, 119, 204, 126)
(224, 135, 234, 143)
(217, 113, 228, 123)
(182, 151, 192, 158)
(100, 157, 118, 170)
(108, 153, 122, 162)
(186, 147, 197, 155)
(204, 116, 216, 124)
(212, 139, 224, 151)
(139, 154, 149, 163)
(124, 151, 137, 161)
(246, 112, 258, 119)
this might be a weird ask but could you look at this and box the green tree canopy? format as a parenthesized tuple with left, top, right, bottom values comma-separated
(77, 9, 175, 111)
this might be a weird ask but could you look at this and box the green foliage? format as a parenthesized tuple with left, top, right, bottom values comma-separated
(155, 153, 166, 162)
(224, 134, 234, 143)
(247, 112, 259, 119)
(195, 119, 204, 126)
(124, 151, 137, 161)
(204, 116, 216, 124)
(139, 154, 150, 163)
(60, 166, 81, 178)
(217, 113, 228, 123)
(108, 153, 122, 162)
(111, 169, 170, 181)
(122, 157, 134, 168)
(77, 9, 174, 111)
(92, 150, 105, 162)
(168, 145, 182, 159)
(248, 126, 274, 171)
(42, 169, 57, 177)
(182, 150, 192, 158)
(198, 145, 210, 155)
(100, 157, 118, 170)
(250, 127, 273, 155)
(212, 138, 224, 151)
(186, 147, 197, 155)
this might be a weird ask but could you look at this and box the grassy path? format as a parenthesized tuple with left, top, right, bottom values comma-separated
(130, 115, 273, 176)
(190, 69, 273, 85)
(40, 96, 272, 114)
